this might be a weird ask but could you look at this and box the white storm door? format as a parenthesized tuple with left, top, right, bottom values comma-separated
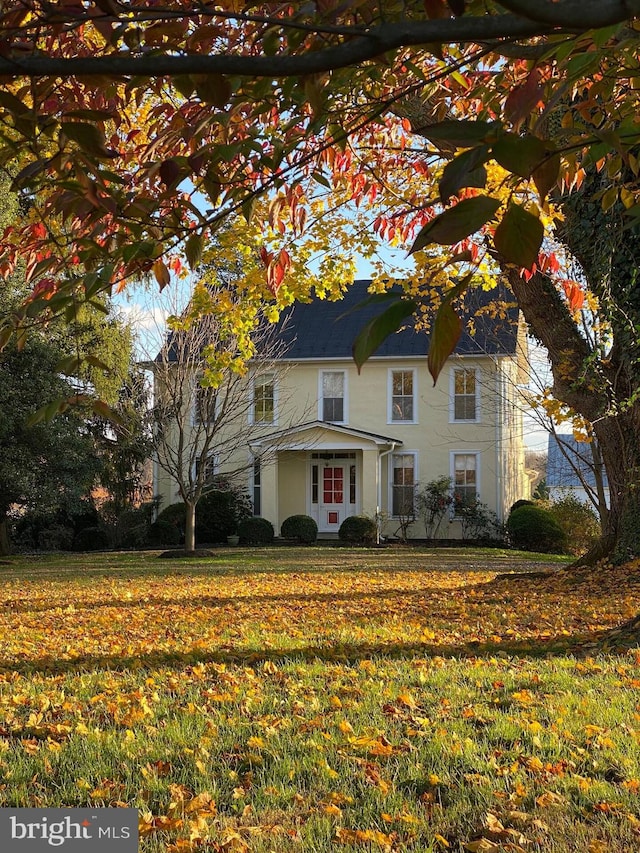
(320, 465, 347, 532)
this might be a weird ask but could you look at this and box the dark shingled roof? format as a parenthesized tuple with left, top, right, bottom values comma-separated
(157, 279, 519, 363)
(273, 279, 519, 360)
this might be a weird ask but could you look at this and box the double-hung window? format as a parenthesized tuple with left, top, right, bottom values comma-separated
(320, 371, 346, 423)
(451, 367, 478, 422)
(452, 452, 479, 511)
(194, 384, 217, 424)
(389, 369, 416, 423)
(391, 452, 417, 516)
(252, 457, 261, 516)
(195, 454, 216, 485)
(252, 373, 276, 424)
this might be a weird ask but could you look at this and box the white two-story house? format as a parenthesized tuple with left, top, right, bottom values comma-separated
(154, 279, 529, 539)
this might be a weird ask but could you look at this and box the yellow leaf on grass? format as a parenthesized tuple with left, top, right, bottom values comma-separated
(434, 834, 450, 848)
(397, 691, 418, 709)
(335, 827, 394, 847)
(348, 734, 394, 757)
(536, 791, 566, 807)
(484, 813, 504, 833)
(464, 840, 501, 853)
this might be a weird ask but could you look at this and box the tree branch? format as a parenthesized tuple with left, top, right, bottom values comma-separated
(503, 266, 606, 421)
(497, 0, 640, 28)
(0, 15, 566, 78)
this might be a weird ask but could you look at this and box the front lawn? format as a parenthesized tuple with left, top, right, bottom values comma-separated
(1, 547, 639, 852)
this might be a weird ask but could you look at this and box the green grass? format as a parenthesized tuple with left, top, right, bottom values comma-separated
(0, 547, 638, 852)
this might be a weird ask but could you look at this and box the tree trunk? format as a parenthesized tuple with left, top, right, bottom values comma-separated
(184, 500, 196, 554)
(0, 514, 9, 556)
(505, 266, 640, 563)
(593, 408, 640, 563)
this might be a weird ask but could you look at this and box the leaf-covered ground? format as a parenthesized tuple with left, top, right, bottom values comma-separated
(1, 547, 640, 852)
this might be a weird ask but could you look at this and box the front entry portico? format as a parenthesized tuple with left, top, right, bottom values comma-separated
(248, 420, 402, 537)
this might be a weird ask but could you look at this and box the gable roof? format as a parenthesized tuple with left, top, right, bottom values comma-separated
(248, 420, 402, 452)
(546, 434, 609, 490)
(273, 279, 519, 360)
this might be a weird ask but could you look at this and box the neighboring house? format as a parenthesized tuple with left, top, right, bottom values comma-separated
(154, 280, 529, 539)
(546, 433, 610, 507)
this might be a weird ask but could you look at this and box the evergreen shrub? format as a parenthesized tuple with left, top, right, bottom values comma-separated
(196, 487, 252, 543)
(338, 515, 377, 545)
(72, 526, 110, 551)
(147, 520, 182, 548)
(281, 515, 318, 544)
(507, 504, 567, 553)
(238, 516, 274, 545)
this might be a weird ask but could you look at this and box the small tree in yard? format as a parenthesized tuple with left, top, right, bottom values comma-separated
(149, 283, 291, 554)
(416, 477, 454, 540)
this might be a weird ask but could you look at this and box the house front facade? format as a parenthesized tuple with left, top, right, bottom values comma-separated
(154, 280, 529, 539)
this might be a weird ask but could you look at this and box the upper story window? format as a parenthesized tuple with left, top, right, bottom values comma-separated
(451, 367, 478, 422)
(320, 370, 346, 423)
(391, 452, 417, 516)
(252, 373, 276, 424)
(194, 384, 217, 424)
(389, 369, 416, 423)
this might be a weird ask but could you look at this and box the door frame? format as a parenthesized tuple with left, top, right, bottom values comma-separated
(308, 452, 359, 532)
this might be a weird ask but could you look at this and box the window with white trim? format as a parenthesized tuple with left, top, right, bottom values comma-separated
(320, 370, 346, 423)
(252, 457, 261, 516)
(391, 452, 416, 516)
(452, 452, 478, 511)
(451, 367, 478, 422)
(389, 369, 416, 423)
(252, 372, 276, 424)
(194, 384, 217, 424)
(195, 454, 216, 485)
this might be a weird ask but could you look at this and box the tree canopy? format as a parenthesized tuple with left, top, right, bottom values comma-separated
(3, 1, 640, 559)
(1, 0, 640, 340)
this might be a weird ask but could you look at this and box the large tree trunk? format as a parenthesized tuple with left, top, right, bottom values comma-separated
(184, 500, 196, 554)
(594, 410, 640, 563)
(0, 514, 9, 556)
(506, 267, 640, 563)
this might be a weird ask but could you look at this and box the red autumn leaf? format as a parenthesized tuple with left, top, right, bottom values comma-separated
(504, 68, 544, 129)
(562, 280, 585, 311)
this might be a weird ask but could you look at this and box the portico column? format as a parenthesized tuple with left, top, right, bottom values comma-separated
(361, 448, 379, 518)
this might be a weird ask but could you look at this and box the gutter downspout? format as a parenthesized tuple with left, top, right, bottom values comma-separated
(377, 442, 398, 545)
(495, 362, 503, 524)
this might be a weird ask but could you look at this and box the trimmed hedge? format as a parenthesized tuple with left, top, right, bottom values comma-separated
(281, 514, 318, 544)
(156, 502, 186, 533)
(509, 499, 535, 514)
(238, 516, 274, 545)
(507, 504, 567, 553)
(147, 520, 182, 548)
(338, 515, 377, 545)
(196, 488, 251, 543)
(72, 526, 109, 552)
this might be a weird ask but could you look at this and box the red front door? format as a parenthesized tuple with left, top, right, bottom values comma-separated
(321, 465, 346, 532)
